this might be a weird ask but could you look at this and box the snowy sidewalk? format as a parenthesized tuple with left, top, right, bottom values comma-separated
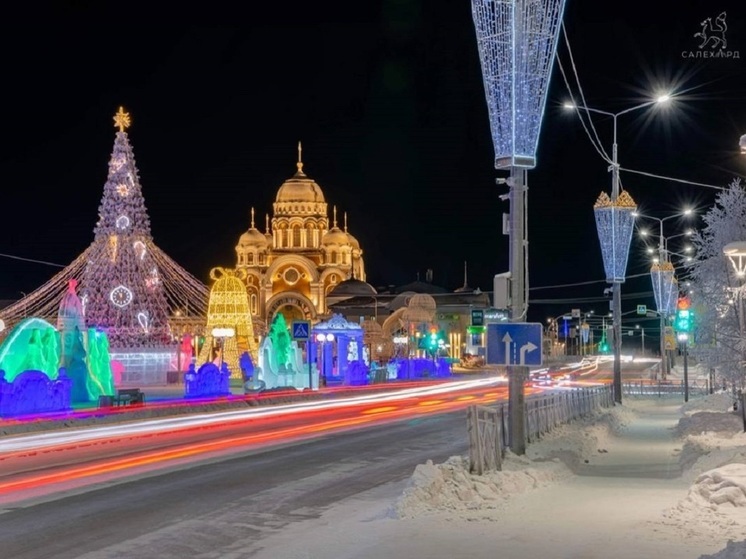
(573, 399, 684, 479)
(245, 396, 743, 559)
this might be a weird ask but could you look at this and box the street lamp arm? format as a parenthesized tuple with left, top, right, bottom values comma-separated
(614, 100, 658, 117)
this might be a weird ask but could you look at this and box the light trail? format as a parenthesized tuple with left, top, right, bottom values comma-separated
(1, 376, 505, 454)
(0, 383, 508, 503)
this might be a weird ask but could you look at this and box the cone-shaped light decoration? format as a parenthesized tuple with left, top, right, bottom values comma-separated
(594, 191, 637, 283)
(472, 0, 567, 169)
(667, 278, 679, 316)
(650, 261, 677, 317)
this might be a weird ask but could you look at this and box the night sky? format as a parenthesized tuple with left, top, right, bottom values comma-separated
(1, 1, 744, 327)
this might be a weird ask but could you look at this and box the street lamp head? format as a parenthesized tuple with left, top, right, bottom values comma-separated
(683, 208, 694, 216)
(563, 101, 576, 110)
(656, 94, 671, 104)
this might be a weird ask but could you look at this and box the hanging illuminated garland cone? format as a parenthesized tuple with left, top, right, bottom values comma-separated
(471, 0, 567, 169)
(650, 260, 677, 317)
(593, 191, 637, 283)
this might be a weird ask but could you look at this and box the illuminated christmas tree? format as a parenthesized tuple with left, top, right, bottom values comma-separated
(80, 107, 172, 348)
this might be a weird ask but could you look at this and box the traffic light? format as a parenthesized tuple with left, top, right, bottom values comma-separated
(675, 297, 692, 333)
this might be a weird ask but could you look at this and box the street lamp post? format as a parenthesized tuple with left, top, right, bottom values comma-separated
(568, 95, 671, 404)
(636, 210, 693, 380)
(316, 332, 335, 387)
(677, 332, 690, 402)
(636, 324, 645, 354)
(723, 242, 746, 421)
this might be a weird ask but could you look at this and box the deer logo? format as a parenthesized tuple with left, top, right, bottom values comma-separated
(694, 11, 727, 50)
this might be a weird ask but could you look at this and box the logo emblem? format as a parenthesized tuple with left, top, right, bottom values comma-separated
(694, 11, 727, 50)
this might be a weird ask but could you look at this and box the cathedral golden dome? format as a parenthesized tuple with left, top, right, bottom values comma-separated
(239, 228, 268, 249)
(321, 226, 350, 247)
(275, 171, 326, 204)
(237, 208, 269, 249)
(342, 211, 360, 249)
(275, 142, 325, 204)
(273, 142, 328, 219)
(321, 206, 351, 247)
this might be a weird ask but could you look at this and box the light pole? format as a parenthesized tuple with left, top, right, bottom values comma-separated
(316, 332, 335, 387)
(211, 327, 235, 372)
(567, 94, 671, 404)
(635, 324, 645, 355)
(678, 331, 690, 402)
(723, 242, 746, 417)
(635, 210, 694, 379)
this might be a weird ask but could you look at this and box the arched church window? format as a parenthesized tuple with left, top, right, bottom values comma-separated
(247, 253, 254, 265)
(250, 293, 257, 314)
(293, 226, 301, 247)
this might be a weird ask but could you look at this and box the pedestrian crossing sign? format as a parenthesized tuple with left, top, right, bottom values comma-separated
(291, 320, 311, 340)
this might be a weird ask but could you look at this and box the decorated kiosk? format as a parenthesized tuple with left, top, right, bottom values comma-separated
(310, 314, 365, 386)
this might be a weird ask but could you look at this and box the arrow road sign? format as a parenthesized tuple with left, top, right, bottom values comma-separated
(291, 320, 310, 340)
(486, 323, 543, 366)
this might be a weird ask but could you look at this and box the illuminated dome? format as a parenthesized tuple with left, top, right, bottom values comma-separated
(273, 143, 328, 218)
(275, 171, 325, 204)
(239, 227, 268, 249)
(346, 232, 360, 250)
(321, 226, 350, 247)
(237, 209, 269, 250)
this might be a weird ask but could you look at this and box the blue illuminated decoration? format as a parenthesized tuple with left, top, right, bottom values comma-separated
(472, 0, 567, 169)
(594, 191, 637, 283)
(650, 261, 677, 317)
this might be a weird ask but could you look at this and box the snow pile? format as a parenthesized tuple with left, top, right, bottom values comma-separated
(394, 453, 571, 519)
(395, 403, 632, 519)
(699, 540, 746, 559)
(687, 464, 746, 508)
(675, 397, 746, 482)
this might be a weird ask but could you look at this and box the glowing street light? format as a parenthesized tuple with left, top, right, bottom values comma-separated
(571, 94, 673, 404)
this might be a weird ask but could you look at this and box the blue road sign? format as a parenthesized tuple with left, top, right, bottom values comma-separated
(486, 323, 543, 366)
(291, 320, 310, 340)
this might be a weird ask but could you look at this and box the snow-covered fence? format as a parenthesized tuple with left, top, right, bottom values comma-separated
(468, 386, 613, 473)
(467, 405, 506, 475)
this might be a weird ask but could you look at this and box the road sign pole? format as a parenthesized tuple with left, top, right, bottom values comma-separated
(308, 341, 313, 390)
(508, 167, 527, 456)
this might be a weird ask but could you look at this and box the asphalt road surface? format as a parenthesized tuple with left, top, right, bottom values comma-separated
(0, 410, 467, 559)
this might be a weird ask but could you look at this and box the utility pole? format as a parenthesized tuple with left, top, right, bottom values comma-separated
(507, 168, 528, 456)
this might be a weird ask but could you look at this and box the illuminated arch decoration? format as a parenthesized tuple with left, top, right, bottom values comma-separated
(266, 292, 316, 323)
(196, 267, 258, 378)
(264, 254, 320, 284)
(0, 317, 60, 381)
(472, 0, 567, 169)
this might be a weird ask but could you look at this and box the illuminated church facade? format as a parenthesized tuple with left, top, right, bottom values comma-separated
(235, 144, 366, 335)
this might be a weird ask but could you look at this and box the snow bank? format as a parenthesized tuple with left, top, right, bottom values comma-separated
(699, 540, 746, 559)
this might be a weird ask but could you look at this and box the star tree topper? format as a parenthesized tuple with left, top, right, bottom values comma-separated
(113, 106, 131, 132)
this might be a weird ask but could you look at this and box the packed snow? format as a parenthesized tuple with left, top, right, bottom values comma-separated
(247, 391, 746, 559)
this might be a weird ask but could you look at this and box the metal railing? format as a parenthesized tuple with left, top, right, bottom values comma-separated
(468, 386, 614, 474)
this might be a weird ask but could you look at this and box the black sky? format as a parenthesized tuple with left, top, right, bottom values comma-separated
(1, 1, 744, 325)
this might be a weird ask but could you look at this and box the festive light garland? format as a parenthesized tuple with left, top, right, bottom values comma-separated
(593, 191, 637, 283)
(471, 0, 567, 169)
(650, 261, 677, 317)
